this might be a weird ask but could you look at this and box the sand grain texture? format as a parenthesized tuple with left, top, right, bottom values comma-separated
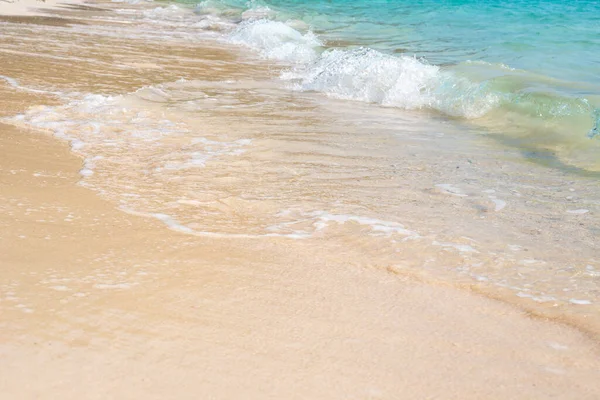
(0, 2, 599, 399)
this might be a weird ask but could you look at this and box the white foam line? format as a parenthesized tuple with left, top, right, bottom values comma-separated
(432, 241, 478, 253)
(120, 208, 311, 240)
(566, 209, 589, 215)
(122, 207, 420, 241)
(0, 74, 61, 95)
(308, 211, 418, 237)
(435, 184, 468, 197)
(515, 292, 557, 303)
(0, 75, 20, 88)
(569, 299, 592, 305)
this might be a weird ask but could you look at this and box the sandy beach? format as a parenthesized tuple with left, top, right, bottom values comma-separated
(1, 1, 599, 398)
(0, 0, 84, 16)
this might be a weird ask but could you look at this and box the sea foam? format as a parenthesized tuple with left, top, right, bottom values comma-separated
(229, 19, 322, 64)
(227, 21, 498, 119)
(5, 82, 251, 181)
(286, 47, 500, 118)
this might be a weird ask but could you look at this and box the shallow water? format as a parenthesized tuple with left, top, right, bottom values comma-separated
(1, 0, 599, 332)
(193, 0, 600, 172)
(197, 0, 600, 83)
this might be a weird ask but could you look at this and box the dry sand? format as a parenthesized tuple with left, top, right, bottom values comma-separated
(0, 2, 599, 399)
(0, 0, 83, 16)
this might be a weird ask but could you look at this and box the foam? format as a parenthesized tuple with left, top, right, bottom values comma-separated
(156, 138, 251, 171)
(0, 75, 59, 95)
(192, 15, 234, 32)
(194, 0, 272, 23)
(229, 19, 322, 64)
(283, 47, 500, 118)
(547, 342, 569, 351)
(207, 5, 600, 139)
(566, 209, 589, 214)
(435, 184, 468, 197)
(119, 208, 311, 239)
(265, 209, 421, 241)
(123, 207, 419, 241)
(185, 0, 600, 143)
(143, 5, 186, 20)
(515, 291, 557, 303)
(432, 241, 478, 253)
(152, 213, 196, 234)
(569, 299, 592, 305)
(0, 75, 20, 88)
(241, 5, 275, 20)
(7, 94, 119, 176)
(194, 0, 237, 17)
(463, 60, 516, 71)
(308, 211, 417, 237)
(5, 83, 252, 182)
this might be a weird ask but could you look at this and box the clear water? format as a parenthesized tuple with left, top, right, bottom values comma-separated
(188, 0, 600, 171)
(202, 0, 600, 83)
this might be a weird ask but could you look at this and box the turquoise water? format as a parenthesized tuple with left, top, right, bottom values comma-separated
(204, 0, 600, 83)
(189, 0, 600, 170)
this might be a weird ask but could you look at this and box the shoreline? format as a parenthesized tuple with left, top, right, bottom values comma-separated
(2, 121, 599, 397)
(1, 1, 599, 397)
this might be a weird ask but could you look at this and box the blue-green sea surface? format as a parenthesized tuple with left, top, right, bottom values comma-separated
(188, 0, 600, 171)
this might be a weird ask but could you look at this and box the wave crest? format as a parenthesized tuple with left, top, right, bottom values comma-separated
(229, 19, 322, 63)
(284, 47, 499, 118)
(196, 0, 598, 134)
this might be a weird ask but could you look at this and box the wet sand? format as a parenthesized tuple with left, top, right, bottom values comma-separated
(1, 2, 600, 398)
(2, 121, 600, 398)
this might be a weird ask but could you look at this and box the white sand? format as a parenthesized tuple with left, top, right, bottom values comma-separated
(0, 0, 83, 16)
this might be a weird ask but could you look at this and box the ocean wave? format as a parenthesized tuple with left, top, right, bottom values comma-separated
(228, 20, 598, 134)
(172, 0, 600, 147)
(284, 47, 500, 118)
(229, 19, 322, 64)
(226, 19, 499, 119)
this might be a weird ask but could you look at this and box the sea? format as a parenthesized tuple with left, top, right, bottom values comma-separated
(190, 0, 600, 172)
